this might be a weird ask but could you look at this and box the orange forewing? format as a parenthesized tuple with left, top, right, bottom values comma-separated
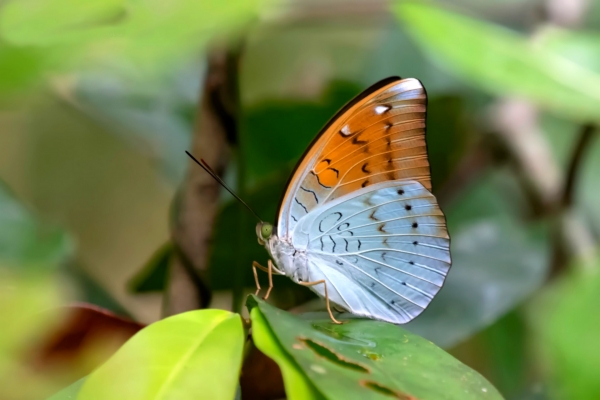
(277, 77, 430, 235)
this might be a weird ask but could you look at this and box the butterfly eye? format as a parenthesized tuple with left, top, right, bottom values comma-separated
(261, 223, 273, 240)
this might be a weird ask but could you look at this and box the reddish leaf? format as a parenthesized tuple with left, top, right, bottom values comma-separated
(30, 303, 144, 378)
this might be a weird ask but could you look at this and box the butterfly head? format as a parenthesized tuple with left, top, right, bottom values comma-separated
(256, 222, 273, 245)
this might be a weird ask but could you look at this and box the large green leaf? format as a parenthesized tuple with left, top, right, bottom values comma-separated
(0, 43, 45, 97)
(0, 268, 65, 399)
(0, 0, 263, 73)
(77, 309, 244, 400)
(0, 179, 73, 268)
(537, 28, 600, 75)
(530, 259, 600, 399)
(48, 378, 86, 400)
(394, 2, 600, 122)
(249, 296, 503, 400)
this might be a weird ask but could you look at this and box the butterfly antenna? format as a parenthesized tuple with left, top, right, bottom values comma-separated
(185, 151, 263, 222)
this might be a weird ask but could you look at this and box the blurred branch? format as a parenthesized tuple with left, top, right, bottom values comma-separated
(542, 0, 590, 28)
(487, 0, 597, 278)
(489, 99, 563, 216)
(561, 124, 597, 209)
(550, 124, 598, 277)
(240, 342, 286, 399)
(163, 46, 241, 316)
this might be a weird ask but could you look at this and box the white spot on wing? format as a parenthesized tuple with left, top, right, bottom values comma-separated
(340, 125, 351, 136)
(375, 105, 391, 114)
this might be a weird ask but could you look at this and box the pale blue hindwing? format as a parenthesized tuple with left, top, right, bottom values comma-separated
(293, 180, 451, 324)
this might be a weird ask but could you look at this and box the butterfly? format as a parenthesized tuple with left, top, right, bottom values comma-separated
(251, 76, 451, 325)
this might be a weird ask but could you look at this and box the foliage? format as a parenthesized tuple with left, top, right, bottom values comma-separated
(530, 260, 600, 399)
(0, 0, 598, 399)
(395, 2, 600, 122)
(0, 180, 73, 269)
(250, 296, 502, 399)
(77, 309, 244, 400)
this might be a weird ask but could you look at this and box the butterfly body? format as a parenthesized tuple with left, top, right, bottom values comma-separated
(256, 77, 451, 325)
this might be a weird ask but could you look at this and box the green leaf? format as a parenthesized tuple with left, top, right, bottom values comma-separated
(249, 296, 503, 400)
(394, 2, 600, 122)
(0, 269, 65, 399)
(0, 44, 45, 97)
(0, 0, 124, 46)
(128, 242, 173, 293)
(48, 378, 86, 400)
(531, 260, 600, 399)
(537, 28, 600, 75)
(0, 0, 264, 72)
(77, 309, 244, 400)
(0, 179, 73, 269)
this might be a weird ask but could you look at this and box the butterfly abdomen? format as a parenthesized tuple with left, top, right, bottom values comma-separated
(266, 235, 310, 282)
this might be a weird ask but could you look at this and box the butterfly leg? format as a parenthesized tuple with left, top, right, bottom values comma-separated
(298, 280, 342, 324)
(252, 261, 267, 296)
(263, 260, 276, 300)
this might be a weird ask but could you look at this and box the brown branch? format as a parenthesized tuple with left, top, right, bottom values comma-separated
(549, 123, 598, 278)
(163, 46, 241, 316)
(561, 123, 597, 209)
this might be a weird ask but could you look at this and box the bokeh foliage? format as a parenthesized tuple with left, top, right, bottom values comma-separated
(0, 0, 599, 399)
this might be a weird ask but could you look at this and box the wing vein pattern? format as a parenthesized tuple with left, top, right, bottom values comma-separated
(275, 78, 451, 324)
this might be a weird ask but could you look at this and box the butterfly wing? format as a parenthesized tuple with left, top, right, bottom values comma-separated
(295, 180, 450, 324)
(276, 77, 431, 237)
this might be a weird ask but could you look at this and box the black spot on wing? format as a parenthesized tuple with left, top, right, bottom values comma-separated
(361, 162, 370, 173)
(300, 186, 319, 204)
(344, 238, 349, 252)
(330, 235, 335, 252)
(352, 131, 368, 145)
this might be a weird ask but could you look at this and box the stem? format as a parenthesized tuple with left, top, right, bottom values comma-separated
(561, 123, 597, 209)
(163, 46, 241, 316)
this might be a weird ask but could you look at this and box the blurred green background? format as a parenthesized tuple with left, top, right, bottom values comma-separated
(1, 0, 600, 399)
